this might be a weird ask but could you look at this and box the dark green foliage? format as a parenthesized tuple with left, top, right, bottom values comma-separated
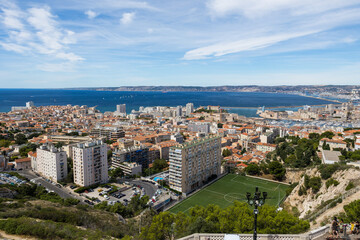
(15, 133, 27, 145)
(275, 135, 320, 168)
(320, 131, 335, 139)
(344, 200, 360, 221)
(19, 143, 38, 157)
(326, 178, 340, 188)
(217, 123, 223, 128)
(286, 182, 298, 196)
(140, 202, 310, 240)
(268, 161, 286, 181)
(346, 182, 355, 191)
(318, 163, 348, 180)
(222, 148, 232, 157)
(303, 175, 321, 193)
(245, 164, 261, 176)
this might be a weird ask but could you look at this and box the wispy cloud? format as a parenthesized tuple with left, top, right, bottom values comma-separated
(120, 12, 135, 25)
(183, 0, 360, 60)
(0, 2, 83, 65)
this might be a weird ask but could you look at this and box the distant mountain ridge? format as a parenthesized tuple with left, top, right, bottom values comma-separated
(66, 85, 360, 93)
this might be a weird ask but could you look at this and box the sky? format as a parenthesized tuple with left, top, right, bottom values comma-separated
(1, 0, 360, 88)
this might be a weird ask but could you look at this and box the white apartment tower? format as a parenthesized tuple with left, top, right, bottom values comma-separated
(169, 135, 221, 195)
(186, 103, 194, 116)
(73, 140, 108, 187)
(36, 144, 68, 182)
(116, 104, 126, 114)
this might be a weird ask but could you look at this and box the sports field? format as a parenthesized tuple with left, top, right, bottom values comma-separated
(169, 174, 289, 214)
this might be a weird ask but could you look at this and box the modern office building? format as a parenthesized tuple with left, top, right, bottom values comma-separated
(112, 145, 149, 169)
(169, 135, 221, 195)
(186, 103, 194, 116)
(36, 144, 68, 182)
(72, 140, 108, 187)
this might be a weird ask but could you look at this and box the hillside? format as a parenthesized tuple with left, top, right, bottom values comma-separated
(284, 166, 360, 226)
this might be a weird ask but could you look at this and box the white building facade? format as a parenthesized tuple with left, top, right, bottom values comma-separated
(36, 145, 68, 182)
(73, 140, 108, 187)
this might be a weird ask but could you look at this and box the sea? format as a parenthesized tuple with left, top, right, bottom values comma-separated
(0, 89, 335, 117)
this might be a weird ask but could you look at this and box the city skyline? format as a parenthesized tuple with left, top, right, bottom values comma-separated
(1, 0, 360, 88)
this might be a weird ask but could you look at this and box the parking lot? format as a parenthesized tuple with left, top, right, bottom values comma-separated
(0, 173, 27, 185)
(79, 183, 145, 205)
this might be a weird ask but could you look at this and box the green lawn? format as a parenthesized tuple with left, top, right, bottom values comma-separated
(168, 174, 289, 214)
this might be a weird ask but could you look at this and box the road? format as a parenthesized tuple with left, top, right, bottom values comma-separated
(117, 179, 157, 198)
(18, 170, 82, 201)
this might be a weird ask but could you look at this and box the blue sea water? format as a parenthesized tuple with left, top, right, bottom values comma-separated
(0, 89, 333, 117)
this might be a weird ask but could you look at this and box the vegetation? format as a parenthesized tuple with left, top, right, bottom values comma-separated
(318, 163, 349, 180)
(303, 175, 322, 193)
(222, 148, 232, 157)
(346, 182, 355, 191)
(141, 203, 310, 240)
(144, 159, 168, 176)
(273, 136, 321, 168)
(94, 195, 149, 218)
(325, 178, 340, 188)
(245, 164, 261, 176)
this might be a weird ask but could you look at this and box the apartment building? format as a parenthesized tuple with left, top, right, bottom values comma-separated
(36, 144, 68, 182)
(112, 145, 149, 169)
(169, 135, 221, 195)
(73, 140, 108, 187)
(256, 142, 277, 152)
(188, 122, 211, 134)
(118, 162, 142, 176)
(90, 126, 125, 140)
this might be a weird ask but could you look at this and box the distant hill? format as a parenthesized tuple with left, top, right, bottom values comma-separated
(66, 85, 360, 93)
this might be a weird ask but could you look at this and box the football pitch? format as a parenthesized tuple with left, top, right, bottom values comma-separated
(168, 174, 289, 214)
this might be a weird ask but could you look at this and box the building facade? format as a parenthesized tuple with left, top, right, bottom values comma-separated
(169, 136, 221, 195)
(73, 140, 108, 187)
(36, 144, 68, 182)
(112, 145, 149, 170)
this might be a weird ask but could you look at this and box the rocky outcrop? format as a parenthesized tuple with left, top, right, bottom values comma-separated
(284, 167, 360, 219)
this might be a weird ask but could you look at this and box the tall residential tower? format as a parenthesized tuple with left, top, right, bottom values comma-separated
(169, 135, 221, 195)
(73, 140, 108, 187)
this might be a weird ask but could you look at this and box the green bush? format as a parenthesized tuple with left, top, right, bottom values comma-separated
(346, 182, 355, 191)
(326, 178, 340, 188)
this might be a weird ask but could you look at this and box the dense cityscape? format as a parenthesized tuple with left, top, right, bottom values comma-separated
(0, 95, 359, 239)
(2, 0, 360, 239)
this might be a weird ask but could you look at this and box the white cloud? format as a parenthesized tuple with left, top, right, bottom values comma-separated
(183, 31, 317, 60)
(0, 3, 84, 68)
(207, 0, 360, 18)
(85, 10, 98, 19)
(120, 12, 135, 25)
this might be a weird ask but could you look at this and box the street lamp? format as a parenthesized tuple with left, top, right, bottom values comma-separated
(246, 187, 267, 240)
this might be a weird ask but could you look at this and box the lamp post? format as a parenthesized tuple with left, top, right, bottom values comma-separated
(246, 187, 267, 240)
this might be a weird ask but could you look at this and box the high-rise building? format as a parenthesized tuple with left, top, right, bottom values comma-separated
(186, 103, 194, 116)
(73, 140, 108, 187)
(36, 144, 68, 182)
(176, 106, 182, 117)
(116, 104, 126, 114)
(169, 135, 221, 195)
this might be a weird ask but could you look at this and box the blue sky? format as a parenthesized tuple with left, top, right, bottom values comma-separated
(1, 0, 360, 88)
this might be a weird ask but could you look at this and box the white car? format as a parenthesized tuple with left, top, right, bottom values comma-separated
(104, 195, 110, 200)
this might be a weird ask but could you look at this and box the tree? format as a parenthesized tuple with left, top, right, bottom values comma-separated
(217, 123, 223, 128)
(245, 164, 261, 176)
(222, 149, 231, 157)
(320, 131, 335, 139)
(152, 159, 168, 172)
(268, 161, 286, 181)
(0, 139, 11, 148)
(15, 134, 27, 145)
